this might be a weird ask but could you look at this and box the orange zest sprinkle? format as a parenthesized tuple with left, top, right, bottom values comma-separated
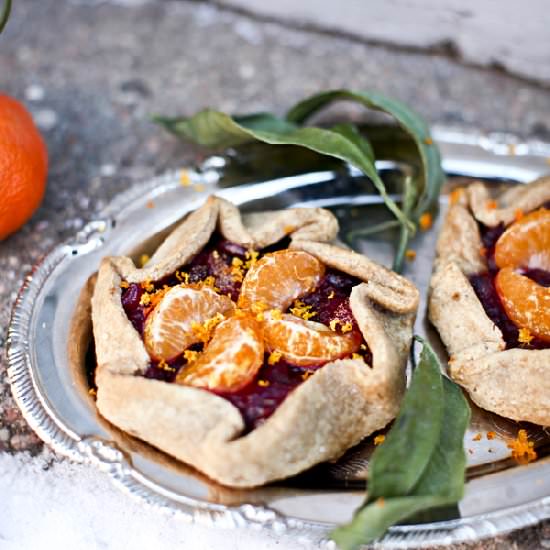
(202, 276, 217, 289)
(139, 254, 150, 267)
(175, 271, 190, 284)
(329, 319, 340, 332)
(486, 200, 498, 210)
(373, 434, 385, 446)
(419, 212, 433, 231)
(146, 200, 155, 209)
(472, 433, 482, 441)
(141, 280, 154, 293)
(120, 280, 129, 289)
(139, 293, 151, 306)
(244, 249, 259, 270)
(405, 249, 417, 261)
(424, 137, 433, 145)
(507, 429, 537, 465)
(231, 256, 245, 282)
(514, 209, 524, 222)
(158, 359, 176, 373)
(268, 351, 282, 365)
(341, 322, 353, 333)
(257, 379, 270, 387)
(301, 370, 315, 381)
(88, 388, 97, 397)
(179, 170, 191, 187)
(269, 309, 283, 320)
(487, 431, 496, 440)
(290, 300, 317, 321)
(191, 312, 225, 343)
(518, 327, 534, 345)
(351, 353, 362, 361)
(449, 187, 465, 205)
(183, 349, 200, 363)
(328, 290, 335, 299)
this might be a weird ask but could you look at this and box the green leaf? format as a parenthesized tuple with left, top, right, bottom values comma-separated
(286, 89, 445, 269)
(330, 123, 375, 165)
(331, 495, 452, 550)
(155, 109, 413, 232)
(330, 337, 470, 550)
(286, 89, 445, 221)
(155, 89, 445, 271)
(366, 339, 444, 499)
(0, 0, 11, 34)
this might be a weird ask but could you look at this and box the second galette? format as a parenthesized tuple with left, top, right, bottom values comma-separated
(429, 177, 550, 426)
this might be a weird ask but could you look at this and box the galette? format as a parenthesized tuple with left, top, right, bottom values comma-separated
(429, 177, 550, 426)
(91, 195, 419, 487)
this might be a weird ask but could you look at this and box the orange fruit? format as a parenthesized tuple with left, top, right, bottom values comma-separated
(176, 315, 264, 392)
(238, 250, 324, 311)
(263, 313, 361, 366)
(495, 208, 550, 271)
(0, 94, 48, 240)
(495, 267, 550, 342)
(143, 286, 234, 361)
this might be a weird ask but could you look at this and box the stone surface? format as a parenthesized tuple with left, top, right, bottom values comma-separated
(0, 0, 549, 547)
(217, 0, 550, 86)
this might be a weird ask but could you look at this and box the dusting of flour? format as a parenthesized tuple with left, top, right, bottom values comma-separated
(0, 451, 314, 550)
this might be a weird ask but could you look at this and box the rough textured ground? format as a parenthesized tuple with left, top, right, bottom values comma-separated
(0, 0, 549, 547)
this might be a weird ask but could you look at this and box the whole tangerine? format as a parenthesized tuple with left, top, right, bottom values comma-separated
(0, 94, 48, 240)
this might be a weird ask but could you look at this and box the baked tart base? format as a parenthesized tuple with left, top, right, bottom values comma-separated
(92, 196, 419, 487)
(429, 177, 550, 426)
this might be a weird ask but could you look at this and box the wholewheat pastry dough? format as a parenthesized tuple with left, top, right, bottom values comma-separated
(92, 196, 419, 487)
(429, 177, 550, 426)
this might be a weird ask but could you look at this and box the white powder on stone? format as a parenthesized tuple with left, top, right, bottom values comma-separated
(0, 451, 312, 550)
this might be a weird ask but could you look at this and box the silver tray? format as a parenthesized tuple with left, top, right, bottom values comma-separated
(7, 126, 550, 548)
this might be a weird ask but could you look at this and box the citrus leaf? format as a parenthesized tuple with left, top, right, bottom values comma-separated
(330, 123, 375, 165)
(286, 89, 445, 221)
(366, 338, 444, 499)
(331, 495, 452, 550)
(0, 0, 11, 34)
(155, 109, 413, 232)
(330, 337, 470, 550)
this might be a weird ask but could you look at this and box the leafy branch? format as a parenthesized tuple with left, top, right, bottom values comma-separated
(155, 90, 445, 272)
(330, 337, 470, 549)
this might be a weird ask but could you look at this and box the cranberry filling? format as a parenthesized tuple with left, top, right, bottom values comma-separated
(469, 222, 549, 350)
(119, 235, 371, 431)
(121, 282, 146, 334)
(216, 358, 316, 432)
(300, 270, 361, 331)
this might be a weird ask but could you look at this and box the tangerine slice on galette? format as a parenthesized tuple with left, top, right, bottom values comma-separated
(91, 196, 419, 487)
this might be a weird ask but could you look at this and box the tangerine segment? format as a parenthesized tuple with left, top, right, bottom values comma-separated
(263, 314, 361, 367)
(495, 208, 550, 270)
(238, 250, 325, 311)
(143, 286, 234, 361)
(495, 267, 550, 342)
(176, 316, 264, 392)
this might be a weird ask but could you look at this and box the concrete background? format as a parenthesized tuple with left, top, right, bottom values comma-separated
(217, 0, 550, 86)
(0, 0, 549, 548)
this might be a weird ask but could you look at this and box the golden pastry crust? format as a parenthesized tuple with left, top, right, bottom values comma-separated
(429, 178, 550, 426)
(92, 196, 419, 486)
